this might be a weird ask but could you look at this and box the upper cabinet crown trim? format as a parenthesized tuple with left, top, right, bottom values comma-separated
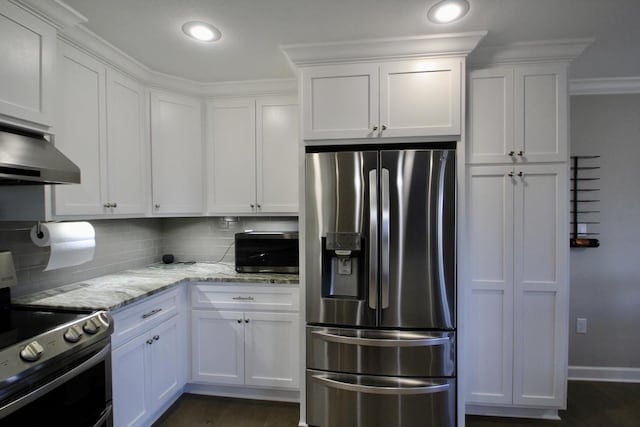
(281, 31, 487, 67)
(469, 38, 594, 68)
(12, 0, 87, 29)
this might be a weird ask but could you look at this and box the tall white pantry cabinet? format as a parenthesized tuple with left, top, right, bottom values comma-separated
(464, 61, 571, 418)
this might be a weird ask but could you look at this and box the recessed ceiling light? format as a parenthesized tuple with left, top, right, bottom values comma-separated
(427, 0, 470, 24)
(182, 21, 221, 42)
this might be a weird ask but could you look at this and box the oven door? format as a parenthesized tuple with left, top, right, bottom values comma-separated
(0, 340, 113, 427)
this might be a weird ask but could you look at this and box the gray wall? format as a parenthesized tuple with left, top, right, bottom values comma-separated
(0, 219, 163, 297)
(161, 217, 298, 263)
(569, 94, 640, 368)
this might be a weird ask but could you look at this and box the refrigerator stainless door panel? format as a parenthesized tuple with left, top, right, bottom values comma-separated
(306, 370, 456, 427)
(306, 326, 455, 377)
(305, 151, 379, 327)
(380, 150, 456, 329)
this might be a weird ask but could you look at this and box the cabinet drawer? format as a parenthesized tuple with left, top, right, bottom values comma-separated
(112, 287, 181, 348)
(191, 284, 299, 312)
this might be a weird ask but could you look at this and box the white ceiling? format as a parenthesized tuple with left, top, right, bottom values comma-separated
(62, 0, 640, 83)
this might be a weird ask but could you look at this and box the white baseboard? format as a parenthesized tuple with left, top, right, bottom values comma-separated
(466, 404, 559, 420)
(568, 366, 640, 383)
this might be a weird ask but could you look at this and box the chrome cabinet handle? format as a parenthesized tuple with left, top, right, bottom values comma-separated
(311, 374, 450, 396)
(154, 204, 160, 209)
(250, 204, 255, 208)
(142, 308, 162, 319)
(245, 319, 250, 323)
(508, 151, 515, 156)
(508, 171, 514, 177)
(311, 330, 450, 347)
(103, 203, 112, 208)
(372, 126, 378, 131)
(256, 204, 261, 209)
(146, 339, 153, 345)
(381, 125, 387, 131)
(518, 151, 524, 156)
(232, 296, 254, 301)
(518, 171, 524, 177)
(368, 169, 378, 310)
(237, 319, 242, 323)
(153, 335, 159, 341)
(112, 202, 117, 208)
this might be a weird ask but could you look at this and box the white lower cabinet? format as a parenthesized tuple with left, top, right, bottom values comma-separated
(111, 289, 186, 427)
(190, 284, 300, 390)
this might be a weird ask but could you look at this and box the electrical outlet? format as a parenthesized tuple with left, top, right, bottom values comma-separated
(577, 318, 587, 334)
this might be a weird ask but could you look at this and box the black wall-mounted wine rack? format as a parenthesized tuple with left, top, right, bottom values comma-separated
(570, 155, 600, 248)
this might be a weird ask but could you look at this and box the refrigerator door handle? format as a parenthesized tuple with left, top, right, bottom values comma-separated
(368, 169, 378, 310)
(381, 167, 390, 309)
(310, 374, 451, 395)
(311, 330, 450, 347)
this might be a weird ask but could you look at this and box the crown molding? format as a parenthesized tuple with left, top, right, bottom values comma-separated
(469, 38, 594, 67)
(11, 0, 87, 29)
(281, 31, 488, 67)
(569, 77, 640, 95)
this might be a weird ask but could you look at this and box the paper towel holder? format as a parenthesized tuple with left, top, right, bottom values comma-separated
(35, 222, 44, 239)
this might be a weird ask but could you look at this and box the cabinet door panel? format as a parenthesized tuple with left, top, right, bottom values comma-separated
(467, 68, 514, 163)
(515, 64, 567, 162)
(207, 99, 255, 213)
(106, 70, 147, 215)
(465, 166, 514, 404)
(244, 311, 299, 389)
(112, 334, 149, 427)
(148, 318, 181, 409)
(256, 96, 299, 213)
(191, 310, 244, 385)
(0, 2, 55, 127)
(54, 43, 107, 216)
(302, 63, 378, 139)
(151, 92, 203, 214)
(380, 59, 461, 137)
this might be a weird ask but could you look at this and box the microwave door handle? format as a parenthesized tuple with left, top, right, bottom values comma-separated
(381, 167, 390, 309)
(368, 169, 378, 310)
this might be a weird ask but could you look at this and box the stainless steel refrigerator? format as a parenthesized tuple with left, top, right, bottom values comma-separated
(305, 145, 456, 427)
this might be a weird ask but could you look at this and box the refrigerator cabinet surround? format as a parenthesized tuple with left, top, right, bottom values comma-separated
(304, 145, 457, 427)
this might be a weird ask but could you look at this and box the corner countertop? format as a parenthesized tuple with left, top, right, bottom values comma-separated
(12, 262, 299, 312)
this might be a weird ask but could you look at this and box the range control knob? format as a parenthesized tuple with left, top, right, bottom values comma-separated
(20, 341, 44, 362)
(63, 325, 83, 343)
(96, 312, 111, 327)
(83, 318, 101, 335)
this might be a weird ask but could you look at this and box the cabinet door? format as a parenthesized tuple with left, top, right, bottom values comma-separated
(54, 42, 107, 216)
(244, 311, 299, 389)
(0, 2, 55, 127)
(256, 96, 299, 213)
(512, 164, 568, 407)
(465, 165, 514, 405)
(207, 98, 256, 214)
(379, 58, 461, 138)
(112, 334, 149, 427)
(515, 64, 568, 163)
(302, 63, 378, 140)
(191, 310, 244, 385)
(148, 317, 182, 411)
(150, 91, 203, 215)
(106, 70, 147, 215)
(467, 68, 515, 164)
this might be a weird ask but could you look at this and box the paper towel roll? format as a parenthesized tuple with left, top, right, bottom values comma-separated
(30, 222, 96, 271)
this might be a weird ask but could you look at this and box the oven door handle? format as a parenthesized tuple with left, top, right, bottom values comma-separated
(311, 374, 450, 395)
(311, 330, 449, 347)
(92, 403, 113, 427)
(0, 344, 111, 419)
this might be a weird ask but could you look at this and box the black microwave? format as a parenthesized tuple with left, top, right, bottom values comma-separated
(235, 231, 299, 274)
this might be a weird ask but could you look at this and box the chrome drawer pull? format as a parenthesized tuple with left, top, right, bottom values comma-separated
(311, 374, 450, 395)
(311, 330, 449, 347)
(142, 308, 162, 319)
(232, 296, 255, 301)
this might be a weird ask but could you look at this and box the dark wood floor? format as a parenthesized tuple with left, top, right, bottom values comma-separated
(153, 381, 640, 427)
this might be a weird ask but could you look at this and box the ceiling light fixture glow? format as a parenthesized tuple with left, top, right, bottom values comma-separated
(427, 0, 470, 24)
(182, 21, 221, 42)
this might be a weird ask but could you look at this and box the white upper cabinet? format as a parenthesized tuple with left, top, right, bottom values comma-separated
(467, 64, 567, 164)
(0, 1, 55, 128)
(54, 42, 147, 217)
(150, 91, 204, 215)
(302, 58, 462, 140)
(207, 96, 298, 215)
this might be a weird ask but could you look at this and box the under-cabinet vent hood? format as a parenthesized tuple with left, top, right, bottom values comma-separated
(0, 126, 80, 185)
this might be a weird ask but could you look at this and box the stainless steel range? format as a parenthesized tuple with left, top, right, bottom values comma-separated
(0, 269, 113, 426)
(305, 144, 457, 427)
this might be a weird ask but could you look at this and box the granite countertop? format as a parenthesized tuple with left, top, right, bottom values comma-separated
(13, 262, 299, 312)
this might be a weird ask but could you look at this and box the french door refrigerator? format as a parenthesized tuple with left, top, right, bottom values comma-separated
(305, 144, 456, 427)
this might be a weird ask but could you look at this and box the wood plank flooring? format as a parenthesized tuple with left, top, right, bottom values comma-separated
(153, 381, 640, 427)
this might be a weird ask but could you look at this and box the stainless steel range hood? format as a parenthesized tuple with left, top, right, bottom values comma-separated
(0, 126, 80, 185)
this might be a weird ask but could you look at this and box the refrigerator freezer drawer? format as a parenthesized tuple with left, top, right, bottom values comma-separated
(306, 326, 455, 377)
(306, 370, 456, 427)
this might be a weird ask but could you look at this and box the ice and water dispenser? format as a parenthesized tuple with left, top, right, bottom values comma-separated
(321, 232, 364, 298)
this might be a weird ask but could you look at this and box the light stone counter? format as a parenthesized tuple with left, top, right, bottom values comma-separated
(13, 262, 299, 312)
